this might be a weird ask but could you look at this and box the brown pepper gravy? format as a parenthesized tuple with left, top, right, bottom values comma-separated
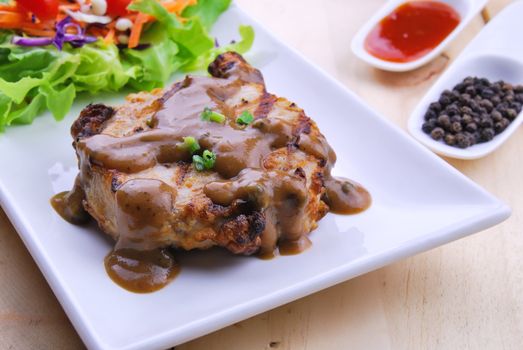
(104, 248, 179, 293)
(323, 177, 372, 215)
(52, 64, 371, 293)
(50, 178, 89, 225)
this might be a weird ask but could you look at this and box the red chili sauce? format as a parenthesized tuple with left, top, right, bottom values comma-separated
(364, 1, 461, 63)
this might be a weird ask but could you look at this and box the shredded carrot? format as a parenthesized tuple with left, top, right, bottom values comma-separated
(87, 27, 107, 38)
(103, 28, 115, 45)
(0, 5, 17, 12)
(0, 11, 25, 26)
(58, 4, 81, 11)
(128, 12, 149, 49)
(163, 0, 197, 14)
(22, 27, 56, 37)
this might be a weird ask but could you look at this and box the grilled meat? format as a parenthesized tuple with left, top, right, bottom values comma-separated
(64, 52, 360, 257)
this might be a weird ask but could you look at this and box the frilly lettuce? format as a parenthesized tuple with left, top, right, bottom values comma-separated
(0, 0, 254, 131)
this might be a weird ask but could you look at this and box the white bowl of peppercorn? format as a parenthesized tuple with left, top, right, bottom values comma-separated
(408, 53, 523, 159)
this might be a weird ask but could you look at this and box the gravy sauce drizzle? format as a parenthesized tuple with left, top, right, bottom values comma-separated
(50, 177, 90, 225)
(52, 63, 371, 293)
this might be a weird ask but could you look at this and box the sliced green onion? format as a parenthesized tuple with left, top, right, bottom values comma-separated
(210, 112, 226, 124)
(192, 150, 217, 171)
(202, 150, 216, 169)
(200, 107, 226, 124)
(200, 107, 212, 121)
(192, 155, 205, 171)
(236, 110, 254, 125)
(182, 136, 200, 154)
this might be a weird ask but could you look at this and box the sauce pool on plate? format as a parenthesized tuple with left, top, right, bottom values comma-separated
(365, 1, 461, 63)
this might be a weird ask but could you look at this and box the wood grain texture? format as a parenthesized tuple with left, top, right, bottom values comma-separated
(1, 1, 522, 349)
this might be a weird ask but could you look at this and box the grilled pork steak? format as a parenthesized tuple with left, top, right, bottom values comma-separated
(53, 52, 370, 291)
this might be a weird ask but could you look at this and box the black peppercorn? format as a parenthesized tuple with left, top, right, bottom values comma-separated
(481, 128, 495, 141)
(466, 132, 477, 146)
(454, 82, 465, 92)
(465, 85, 476, 95)
(450, 121, 462, 133)
(455, 133, 470, 148)
(491, 110, 503, 122)
(491, 95, 501, 105)
(460, 106, 473, 115)
(422, 120, 437, 133)
(450, 115, 462, 124)
(480, 99, 494, 111)
(446, 104, 460, 116)
(424, 109, 437, 121)
(506, 108, 518, 120)
(444, 134, 456, 146)
(451, 90, 461, 101)
(436, 114, 451, 129)
(429, 102, 442, 112)
(497, 101, 509, 111)
(473, 132, 481, 143)
(464, 77, 474, 85)
(461, 114, 473, 125)
(460, 93, 472, 104)
(482, 88, 494, 99)
(480, 117, 493, 128)
(439, 95, 451, 106)
(510, 102, 521, 111)
(469, 100, 479, 111)
(430, 127, 445, 140)
(465, 123, 477, 132)
(421, 77, 522, 149)
(497, 118, 511, 132)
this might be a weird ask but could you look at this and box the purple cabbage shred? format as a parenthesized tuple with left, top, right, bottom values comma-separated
(11, 17, 97, 50)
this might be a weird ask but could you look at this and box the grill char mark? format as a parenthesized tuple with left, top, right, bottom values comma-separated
(254, 92, 278, 119)
(208, 52, 264, 85)
(71, 104, 114, 141)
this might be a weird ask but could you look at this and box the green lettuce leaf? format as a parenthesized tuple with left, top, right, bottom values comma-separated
(0, 76, 42, 104)
(8, 94, 46, 125)
(122, 22, 182, 91)
(40, 83, 76, 121)
(182, 0, 232, 30)
(182, 25, 255, 72)
(0, 93, 11, 131)
(70, 44, 131, 93)
(129, 0, 214, 59)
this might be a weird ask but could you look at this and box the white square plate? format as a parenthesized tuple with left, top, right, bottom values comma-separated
(0, 4, 510, 350)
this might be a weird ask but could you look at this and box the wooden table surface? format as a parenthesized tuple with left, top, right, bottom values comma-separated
(1, 0, 522, 349)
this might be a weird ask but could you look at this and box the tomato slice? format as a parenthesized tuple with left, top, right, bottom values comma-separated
(17, 0, 59, 20)
(107, 0, 133, 17)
